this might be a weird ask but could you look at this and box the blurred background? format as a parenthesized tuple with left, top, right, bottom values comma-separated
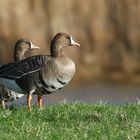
(0, 0, 140, 104)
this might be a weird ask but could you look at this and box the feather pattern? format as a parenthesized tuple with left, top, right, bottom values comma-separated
(0, 39, 39, 105)
(0, 55, 51, 79)
(0, 32, 80, 110)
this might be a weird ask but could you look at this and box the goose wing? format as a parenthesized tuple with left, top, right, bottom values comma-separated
(0, 55, 53, 79)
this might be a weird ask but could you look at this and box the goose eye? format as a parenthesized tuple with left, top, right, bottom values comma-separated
(66, 36, 70, 39)
(26, 41, 30, 46)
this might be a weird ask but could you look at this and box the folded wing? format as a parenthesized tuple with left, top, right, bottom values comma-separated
(0, 55, 53, 79)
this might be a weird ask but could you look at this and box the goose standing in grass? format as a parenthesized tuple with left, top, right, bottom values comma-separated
(0, 33, 80, 111)
(0, 39, 39, 108)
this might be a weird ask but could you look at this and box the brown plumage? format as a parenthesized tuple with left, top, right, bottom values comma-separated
(0, 39, 39, 108)
(0, 32, 80, 111)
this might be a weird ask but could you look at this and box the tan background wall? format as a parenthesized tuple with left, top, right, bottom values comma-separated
(0, 0, 140, 84)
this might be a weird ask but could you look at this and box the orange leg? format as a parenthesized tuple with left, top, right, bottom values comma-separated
(27, 95, 32, 112)
(37, 95, 42, 109)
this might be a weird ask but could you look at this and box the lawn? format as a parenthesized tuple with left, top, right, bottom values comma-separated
(0, 102, 140, 140)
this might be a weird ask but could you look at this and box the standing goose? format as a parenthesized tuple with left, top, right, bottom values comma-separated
(0, 32, 80, 111)
(0, 39, 39, 108)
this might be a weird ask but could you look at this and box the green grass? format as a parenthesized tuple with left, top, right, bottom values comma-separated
(0, 102, 140, 140)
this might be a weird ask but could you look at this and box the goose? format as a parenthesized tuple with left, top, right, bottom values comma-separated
(0, 39, 39, 108)
(0, 32, 80, 111)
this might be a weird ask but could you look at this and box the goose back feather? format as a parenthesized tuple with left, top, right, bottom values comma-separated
(0, 33, 80, 110)
(0, 39, 39, 104)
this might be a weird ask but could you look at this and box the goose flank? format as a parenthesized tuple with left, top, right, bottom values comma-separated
(0, 39, 39, 108)
(0, 33, 80, 111)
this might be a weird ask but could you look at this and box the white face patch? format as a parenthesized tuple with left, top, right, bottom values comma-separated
(30, 42, 40, 49)
(70, 36, 75, 45)
(70, 36, 80, 46)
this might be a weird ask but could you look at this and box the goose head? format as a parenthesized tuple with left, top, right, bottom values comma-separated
(50, 32, 80, 57)
(14, 39, 40, 61)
